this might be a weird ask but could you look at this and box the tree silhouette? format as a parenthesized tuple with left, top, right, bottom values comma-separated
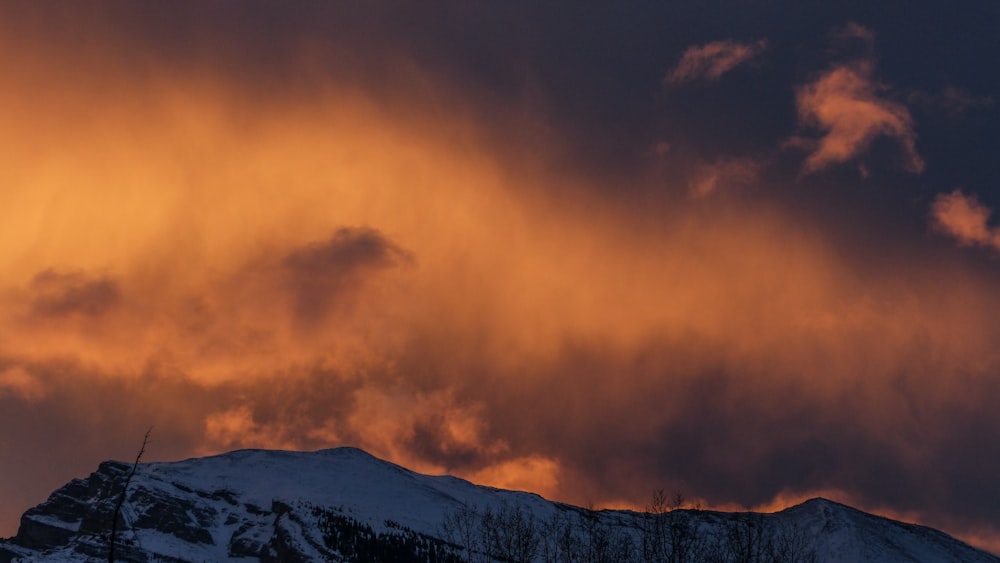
(108, 427, 151, 563)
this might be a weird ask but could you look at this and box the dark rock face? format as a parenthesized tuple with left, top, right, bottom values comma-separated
(1, 460, 204, 561)
(0, 455, 462, 562)
(1, 461, 124, 561)
(130, 487, 217, 545)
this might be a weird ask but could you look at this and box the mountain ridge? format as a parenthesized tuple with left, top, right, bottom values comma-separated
(1, 447, 995, 562)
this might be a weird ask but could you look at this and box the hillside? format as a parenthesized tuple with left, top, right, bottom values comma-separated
(1, 448, 995, 562)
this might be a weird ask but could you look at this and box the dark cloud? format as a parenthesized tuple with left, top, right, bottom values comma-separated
(368, 328, 1000, 539)
(1, 0, 1000, 556)
(665, 39, 768, 85)
(282, 227, 413, 325)
(909, 86, 994, 117)
(0, 358, 225, 534)
(28, 271, 120, 318)
(828, 21, 877, 57)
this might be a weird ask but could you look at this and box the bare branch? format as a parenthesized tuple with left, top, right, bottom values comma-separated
(109, 427, 152, 563)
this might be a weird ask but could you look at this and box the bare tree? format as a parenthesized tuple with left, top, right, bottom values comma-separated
(641, 490, 705, 563)
(445, 491, 815, 563)
(765, 520, 817, 563)
(480, 504, 540, 563)
(442, 502, 482, 562)
(109, 427, 151, 563)
(708, 510, 817, 563)
(721, 512, 769, 563)
(642, 490, 670, 562)
(577, 505, 636, 563)
(443, 501, 540, 563)
(538, 509, 580, 563)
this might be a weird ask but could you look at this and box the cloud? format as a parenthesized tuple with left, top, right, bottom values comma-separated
(0, 358, 230, 534)
(932, 190, 1000, 251)
(1, 4, 1000, 556)
(688, 157, 762, 198)
(833, 22, 876, 46)
(204, 406, 301, 451)
(469, 456, 561, 498)
(28, 270, 120, 318)
(665, 39, 767, 84)
(0, 365, 47, 402)
(793, 59, 924, 174)
(282, 227, 413, 325)
(910, 86, 994, 116)
(938, 86, 993, 115)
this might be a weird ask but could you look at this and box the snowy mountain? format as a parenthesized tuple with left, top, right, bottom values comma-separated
(0, 447, 995, 562)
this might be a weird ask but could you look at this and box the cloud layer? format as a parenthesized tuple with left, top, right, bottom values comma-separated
(0, 4, 999, 556)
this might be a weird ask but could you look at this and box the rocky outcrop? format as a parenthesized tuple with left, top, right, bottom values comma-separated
(0, 453, 459, 562)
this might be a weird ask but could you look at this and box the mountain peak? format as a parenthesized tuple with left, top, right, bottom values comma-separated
(1, 448, 996, 562)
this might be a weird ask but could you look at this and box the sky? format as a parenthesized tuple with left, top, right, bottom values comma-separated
(2, 0, 1000, 553)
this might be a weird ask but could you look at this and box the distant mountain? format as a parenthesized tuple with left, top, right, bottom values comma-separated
(0, 447, 995, 562)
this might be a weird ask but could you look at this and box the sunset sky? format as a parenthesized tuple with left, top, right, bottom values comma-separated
(2, 0, 1000, 553)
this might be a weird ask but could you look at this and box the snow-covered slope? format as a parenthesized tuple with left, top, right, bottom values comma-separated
(0, 447, 995, 562)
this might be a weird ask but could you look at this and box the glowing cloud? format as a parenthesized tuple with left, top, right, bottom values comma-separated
(665, 39, 767, 84)
(793, 60, 924, 174)
(932, 190, 1000, 251)
(0, 4, 999, 555)
(469, 456, 562, 498)
(0, 366, 47, 403)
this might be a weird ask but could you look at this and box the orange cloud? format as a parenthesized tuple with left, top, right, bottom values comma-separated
(665, 39, 767, 84)
(27, 270, 120, 318)
(0, 366, 48, 403)
(932, 190, 1000, 251)
(203, 406, 299, 452)
(793, 60, 923, 174)
(469, 456, 562, 498)
(2, 5, 1000, 555)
